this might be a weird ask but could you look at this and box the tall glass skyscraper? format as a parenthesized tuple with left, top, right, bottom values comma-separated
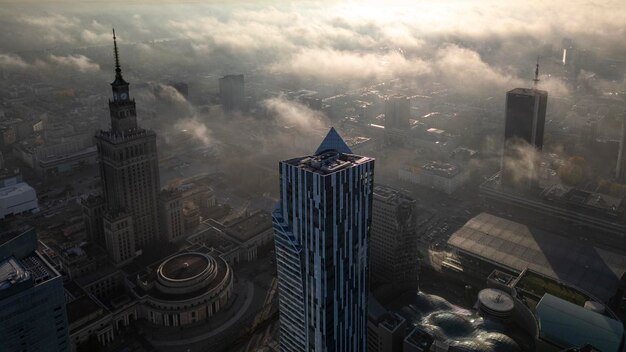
(501, 87, 548, 190)
(272, 127, 375, 352)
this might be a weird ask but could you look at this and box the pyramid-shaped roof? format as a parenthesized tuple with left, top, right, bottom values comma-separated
(315, 127, 352, 155)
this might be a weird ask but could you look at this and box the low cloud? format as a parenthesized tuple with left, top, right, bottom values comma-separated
(0, 53, 30, 69)
(48, 54, 100, 73)
(174, 117, 213, 146)
(263, 96, 328, 130)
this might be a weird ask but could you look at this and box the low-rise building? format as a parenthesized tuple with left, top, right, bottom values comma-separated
(367, 296, 407, 352)
(399, 161, 469, 194)
(132, 247, 233, 327)
(0, 182, 38, 219)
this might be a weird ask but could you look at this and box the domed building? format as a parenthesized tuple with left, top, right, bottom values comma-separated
(133, 249, 233, 327)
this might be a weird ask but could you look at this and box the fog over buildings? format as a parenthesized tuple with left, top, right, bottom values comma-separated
(1, 1, 626, 352)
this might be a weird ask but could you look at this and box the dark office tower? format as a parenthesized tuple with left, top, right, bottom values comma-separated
(384, 95, 410, 145)
(219, 74, 245, 112)
(501, 87, 548, 190)
(95, 30, 160, 262)
(81, 194, 105, 247)
(384, 95, 410, 129)
(370, 185, 419, 293)
(273, 127, 375, 352)
(0, 228, 69, 351)
(616, 108, 626, 182)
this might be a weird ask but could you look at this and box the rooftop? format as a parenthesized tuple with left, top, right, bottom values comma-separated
(404, 327, 435, 350)
(224, 211, 272, 244)
(0, 257, 29, 292)
(0, 182, 35, 199)
(285, 151, 372, 175)
(380, 313, 405, 332)
(542, 184, 623, 215)
(159, 253, 210, 281)
(448, 213, 626, 302)
(373, 185, 415, 205)
(536, 294, 624, 352)
(136, 248, 230, 302)
(508, 87, 548, 96)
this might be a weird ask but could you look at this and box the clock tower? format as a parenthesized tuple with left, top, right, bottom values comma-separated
(94, 29, 161, 264)
(109, 28, 137, 134)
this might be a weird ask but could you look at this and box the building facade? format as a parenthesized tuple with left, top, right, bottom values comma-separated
(158, 189, 185, 242)
(399, 161, 469, 195)
(501, 87, 548, 190)
(81, 194, 105, 247)
(272, 127, 374, 352)
(370, 185, 419, 293)
(616, 107, 626, 182)
(384, 95, 410, 145)
(219, 74, 245, 112)
(0, 228, 69, 352)
(95, 31, 160, 258)
(0, 182, 38, 219)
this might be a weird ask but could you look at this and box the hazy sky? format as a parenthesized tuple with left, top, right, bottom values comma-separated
(0, 0, 626, 95)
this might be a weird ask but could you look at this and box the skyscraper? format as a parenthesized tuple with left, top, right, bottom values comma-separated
(384, 95, 410, 145)
(384, 95, 410, 130)
(501, 87, 548, 190)
(370, 185, 419, 293)
(95, 30, 160, 263)
(273, 127, 375, 352)
(616, 107, 626, 183)
(219, 74, 245, 112)
(0, 227, 69, 351)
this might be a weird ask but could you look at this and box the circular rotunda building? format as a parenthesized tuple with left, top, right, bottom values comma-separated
(135, 250, 233, 327)
(477, 288, 515, 320)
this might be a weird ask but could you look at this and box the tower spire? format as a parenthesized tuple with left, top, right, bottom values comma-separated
(113, 28, 122, 77)
(533, 56, 540, 88)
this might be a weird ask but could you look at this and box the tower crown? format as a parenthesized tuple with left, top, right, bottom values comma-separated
(111, 28, 130, 102)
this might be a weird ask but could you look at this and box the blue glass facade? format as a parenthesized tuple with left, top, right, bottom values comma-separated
(273, 129, 374, 352)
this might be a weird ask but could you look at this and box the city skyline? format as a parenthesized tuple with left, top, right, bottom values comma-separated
(1, 2, 626, 352)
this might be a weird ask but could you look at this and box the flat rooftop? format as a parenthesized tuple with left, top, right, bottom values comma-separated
(373, 185, 415, 205)
(0, 257, 29, 292)
(423, 161, 460, 177)
(508, 87, 548, 96)
(0, 182, 34, 199)
(404, 327, 434, 350)
(284, 151, 372, 175)
(225, 212, 272, 243)
(448, 213, 626, 302)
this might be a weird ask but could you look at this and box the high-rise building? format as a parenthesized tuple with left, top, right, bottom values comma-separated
(615, 107, 626, 182)
(370, 185, 419, 293)
(95, 30, 160, 260)
(384, 95, 410, 130)
(103, 211, 135, 265)
(159, 188, 185, 242)
(0, 227, 69, 351)
(219, 74, 245, 112)
(501, 87, 548, 190)
(81, 194, 105, 247)
(273, 127, 375, 352)
(384, 95, 410, 145)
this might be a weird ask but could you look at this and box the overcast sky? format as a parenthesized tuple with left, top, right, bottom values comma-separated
(0, 1, 624, 97)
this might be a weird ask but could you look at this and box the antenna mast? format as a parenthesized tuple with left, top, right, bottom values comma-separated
(533, 57, 540, 88)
